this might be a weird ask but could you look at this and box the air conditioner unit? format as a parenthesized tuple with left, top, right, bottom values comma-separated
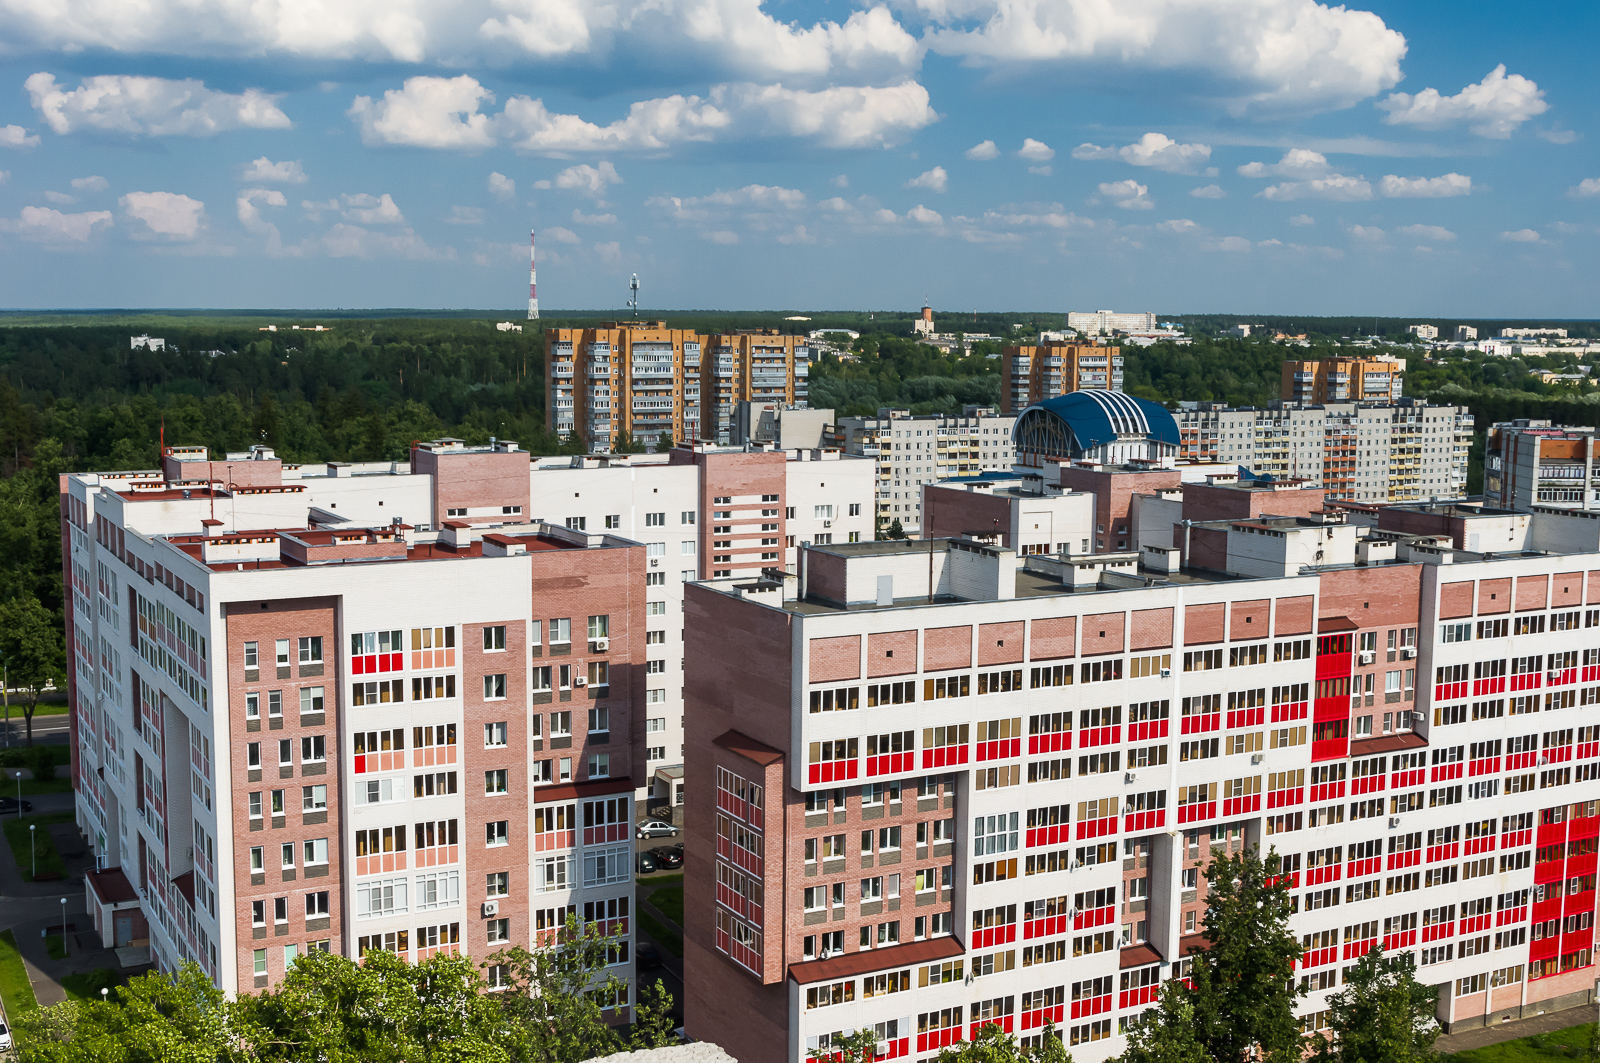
(823, 520, 832, 528)
(574, 676, 588, 687)
(1358, 650, 1375, 665)
(482, 901, 499, 917)
(1547, 670, 1562, 681)
(650, 559, 659, 567)
(1160, 668, 1172, 678)
(1402, 646, 1417, 659)
(1124, 771, 1138, 784)
(594, 638, 610, 651)
(1251, 753, 1264, 764)
(1389, 816, 1402, 828)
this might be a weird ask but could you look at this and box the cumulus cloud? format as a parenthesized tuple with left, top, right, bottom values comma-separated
(488, 172, 516, 200)
(0, 206, 113, 244)
(43, 191, 75, 205)
(1378, 173, 1471, 198)
(120, 190, 205, 239)
(1348, 224, 1385, 243)
(498, 91, 729, 153)
(553, 161, 621, 197)
(26, 73, 289, 137)
(980, 204, 1094, 230)
(1378, 65, 1547, 138)
(324, 223, 451, 259)
(965, 140, 999, 160)
(1501, 228, 1541, 243)
(1538, 128, 1577, 145)
(0, 125, 40, 149)
(906, 167, 947, 192)
(242, 157, 306, 183)
(1259, 173, 1372, 201)
(1237, 148, 1331, 179)
(1215, 236, 1251, 252)
(446, 206, 484, 224)
(1568, 178, 1600, 199)
(831, 174, 849, 187)
(71, 175, 109, 192)
(722, 81, 935, 148)
(1098, 179, 1151, 209)
(572, 208, 617, 224)
(1157, 218, 1198, 233)
(1397, 224, 1455, 242)
(341, 192, 405, 224)
(545, 226, 581, 243)
(906, 203, 942, 224)
(1289, 214, 1315, 226)
(702, 230, 740, 244)
(776, 225, 816, 244)
(236, 187, 289, 253)
(1072, 132, 1210, 173)
(1018, 138, 1054, 161)
(915, 0, 1406, 113)
(349, 75, 496, 149)
(1188, 185, 1225, 200)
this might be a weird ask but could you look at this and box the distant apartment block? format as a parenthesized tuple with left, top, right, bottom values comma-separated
(828, 408, 1017, 536)
(1176, 400, 1472, 504)
(1406, 325, 1439, 341)
(1067, 310, 1156, 336)
(544, 322, 811, 453)
(1001, 341, 1123, 415)
(1282, 357, 1405, 404)
(1501, 328, 1568, 340)
(1456, 326, 1479, 342)
(1486, 421, 1600, 512)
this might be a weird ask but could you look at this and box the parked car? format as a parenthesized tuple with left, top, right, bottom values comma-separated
(671, 842, 684, 860)
(648, 846, 682, 870)
(636, 941, 663, 970)
(0, 797, 31, 814)
(636, 819, 678, 839)
(0, 1018, 12, 1051)
(637, 850, 658, 874)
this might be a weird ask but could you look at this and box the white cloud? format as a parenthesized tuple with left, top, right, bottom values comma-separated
(324, 223, 451, 259)
(0, 125, 40, 149)
(1348, 224, 1385, 243)
(0, 172, 8, 184)
(1501, 228, 1541, 243)
(1072, 132, 1210, 173)
(1189, 184, 1225, 199)
(1098, 179, 1151, 209)
(906, 203, 942, 224)
(981, 204, 1094, 230)
(1378, 173, 1470, 198)
(916, 0, 1405, 113)
(340, 192, 405, 224)
(1259, 173, 1372, 201)
(1289, 214, 1315, 226)
(1568, 178, 1600, 199)
(26, 73, 289, 137)
(831, 174, 849, 188)
(488, 172, 516, 200)
(594, 241, 624, 264)
(498, 90, 729, 153)
(70, 175, 109, 192)
(237, 187, 301, 258)
(1537, 128, 1577, 145)
(546, 226, 580, 243)
(722, 81, 935, 148)
(1397, 223, 1455, 242)
(646, 183, 806, 224)
(1018, 138, 1054, 161)
(1157, 218, 1198, 233)
(1215, 236, 1252, 252)
(702, 230, 740, 244)
(349, 75, 496, 149)
(1378, 65, 1547, 138)
(1237, 149, 1330, 179)
(906, 167, 948, 192)
(44, 191, 76, 205)
(0, 205, 112, 244)
(1028, 165, 1052, 176)
(242, 157, 306, 183)
(965, 139, 999, 160)
(572, 208, 618, 224)
(873, 208, 898, 223)
(776, 225, 816, 244)
(446, 205, 484, 224)
(120, 191, 205, 239)
(553, 161, 621, 197)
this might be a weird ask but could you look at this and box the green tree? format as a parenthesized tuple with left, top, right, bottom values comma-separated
(1184, 846, 1305, 1063)
(1120, 982, 1212, 1063)
(16, 963, 239, 1062)
(0, 596, 66, 746)
(1308, 947, 1439, 1063)
(936, 1021, 1071, 1061)
(883, 519, 906, 540)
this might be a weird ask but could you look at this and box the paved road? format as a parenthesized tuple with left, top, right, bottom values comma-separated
(0, 713, 70, 746)
(1437, 1006, 1598, 1055)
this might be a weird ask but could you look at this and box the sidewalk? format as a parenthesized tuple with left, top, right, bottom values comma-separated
(1439, 1006, 1596, 1055)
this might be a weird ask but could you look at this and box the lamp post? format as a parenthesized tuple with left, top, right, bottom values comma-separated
(60, 897, 67, 957)
(13, 771, 19, 819)
(29, 823, 35, 877)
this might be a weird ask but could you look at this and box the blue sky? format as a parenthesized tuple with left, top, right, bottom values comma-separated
(0, 0, 1595, 314)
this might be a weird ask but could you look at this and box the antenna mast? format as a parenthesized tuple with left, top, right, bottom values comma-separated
(526, 230, 539, 320)
(629, 274, 639, 319)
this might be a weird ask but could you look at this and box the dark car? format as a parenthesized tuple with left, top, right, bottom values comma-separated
(0, 796, 32, 814)
(637, 850, 658, 874)
(648, 846, 683, 870)
(636, 941, 663, 970)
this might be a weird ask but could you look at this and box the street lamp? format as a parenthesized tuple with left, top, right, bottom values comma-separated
(60, 897, 66, 958)
(29, 823, 35, 877)
(13, 771, 19, 820)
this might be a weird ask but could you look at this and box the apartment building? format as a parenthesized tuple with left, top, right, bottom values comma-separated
(544, 322, 811, 453)
(1485, 421, 1600, 512)
(65, 440, 647, 1002)
(681, 493, 1600, 1063)
(1068, 311, 1157, 336)
(527, 445, 875, 796)
(1000, 342, 1123, 415)
(1281, 357, 1405, 404)
(828, 408, 1018, 537)
(1176, 400, 1473, 504)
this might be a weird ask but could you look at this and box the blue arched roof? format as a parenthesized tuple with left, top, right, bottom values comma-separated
(1017, 391, 1179, 450)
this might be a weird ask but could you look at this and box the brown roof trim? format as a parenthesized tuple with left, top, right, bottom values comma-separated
(531, 776, 635, 802)
(1120, 943, 1164, 968)
(1349, 732, 1427, 757)
(87, 867, 138, 905)
(1316, 615, 1359, 633)
(1179, 933, 1212, 955)
(788, 935, 964, 985)
(714, 729, 784, 768)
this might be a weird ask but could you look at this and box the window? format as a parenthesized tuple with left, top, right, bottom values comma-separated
(303, 838, 329, 866)
(306, 890, 329, 916)
(849, 503, 861, 516)
(483, 674, 507, 700)
(245, 693, 259, 720)
(485, 770, 508, 795)
(278, 739, 293, 766)
(268, 691, 282, 718)
(299, 687, 324, 715)
(487, 918, 511, 943)
(483, 625, 506, 651)
(250, 846, 264, 871)
(589, 753, 610, 778)
(302, 784, 327, 811)
(587, 661, 609, 689)
(681, 511, 696, 524)
(280, 843, 295, 869)
(298, 636, 322, 664)
(646, 512, 665, 527)
(565, 516, 586, 531)
(549, 618, 571, 647)
(244, 641, 258, 669)
(588, 707, 609, 735)
(247, 743, 262, 770)
(276, 639, 290, 668)
(487, 821, 509, 847)
(487, 872, 510, 898)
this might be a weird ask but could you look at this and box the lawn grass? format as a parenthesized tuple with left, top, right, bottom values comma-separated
(651, 887, 684, 929)
(0, 929, 38, 1015)
(1, 811, 75, 881)
(639, 872, 683, 889)
(62, 968, 119, 1003)
(1445, 1023, 1596, 1063)
(635, 908, 683, 958)
(44, 935, 66, 960)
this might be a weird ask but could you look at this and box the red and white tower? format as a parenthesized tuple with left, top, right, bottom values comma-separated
(527, 229, 539, 320)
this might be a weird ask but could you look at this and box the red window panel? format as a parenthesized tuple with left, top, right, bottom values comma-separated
(1069, 977, 1112, 1020)
(1509, 672, 1542, 692)
(1300, 937, 1337, 969)
(1267, 786, 1304, 809)
(1309, 781, 1346, 802)
(1079, 726, 1120, 749)
(1550, 668, 1577, 687)
(1076, 798, 1118, 840)
(976, 739, 1021, 762)
(971, 924, 1016, 949)
(1222, 794, 1260, 817)
(1027, 806, 1071, 849)
(916, 1025, 963, 1054)
(1421, 922, 1454, 943)
(1127, 719, 1168, 742)
(1024, 896, 1070, 939)
(1469, 756, 1501, 777)
(1465, 835, 1497, 856)
(1124, 792, 1166, 834)
(866, 732, 916, 778)
(1584, 663, 1600, 683)
(1349, 858, 1381, 879)
(1305, 866, 1341, 887)
(970, 1016, 1014, 1040)
(1430, 763, 1463, 783)
(1579, 739, 1600, 761)
(1178, 801, 1217, 826)
(1382, 930, 1417, 951)
(1472, 676, 1506, 696)
(352, 652, 403, 675)
(1021, 1003, 1066, 1031)
(1426, 843, 1460, 863)
(1072, 889, 1116, 931)
(1351, 775, 1385, 795)
(1029, 732, 1071, 754)
(1387, 850, 1420, 870)
(1391, 767, 1425, 790)
(1461, 911, 1491, 935)
(810, 738, 859, 784)
(1271, 699, 1309, 723)
(1342, 935, 1377, 961)
(1435, 681, 1469, 701)
(1182, 713, 1220, 734)
(1226, 706, 1264, 730)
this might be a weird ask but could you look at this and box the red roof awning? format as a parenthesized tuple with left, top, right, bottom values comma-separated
(788, 936, 964, 985)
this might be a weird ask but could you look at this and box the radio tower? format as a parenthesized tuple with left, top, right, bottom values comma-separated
(628, 273, 639, 319)
(526, 230, 539, 320)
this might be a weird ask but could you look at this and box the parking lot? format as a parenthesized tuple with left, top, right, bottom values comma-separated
(634, 807, 689, 876)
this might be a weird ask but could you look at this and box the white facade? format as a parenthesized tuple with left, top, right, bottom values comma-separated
(1067, 311, 1157, 336)
(833, 409, 1018, 536)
